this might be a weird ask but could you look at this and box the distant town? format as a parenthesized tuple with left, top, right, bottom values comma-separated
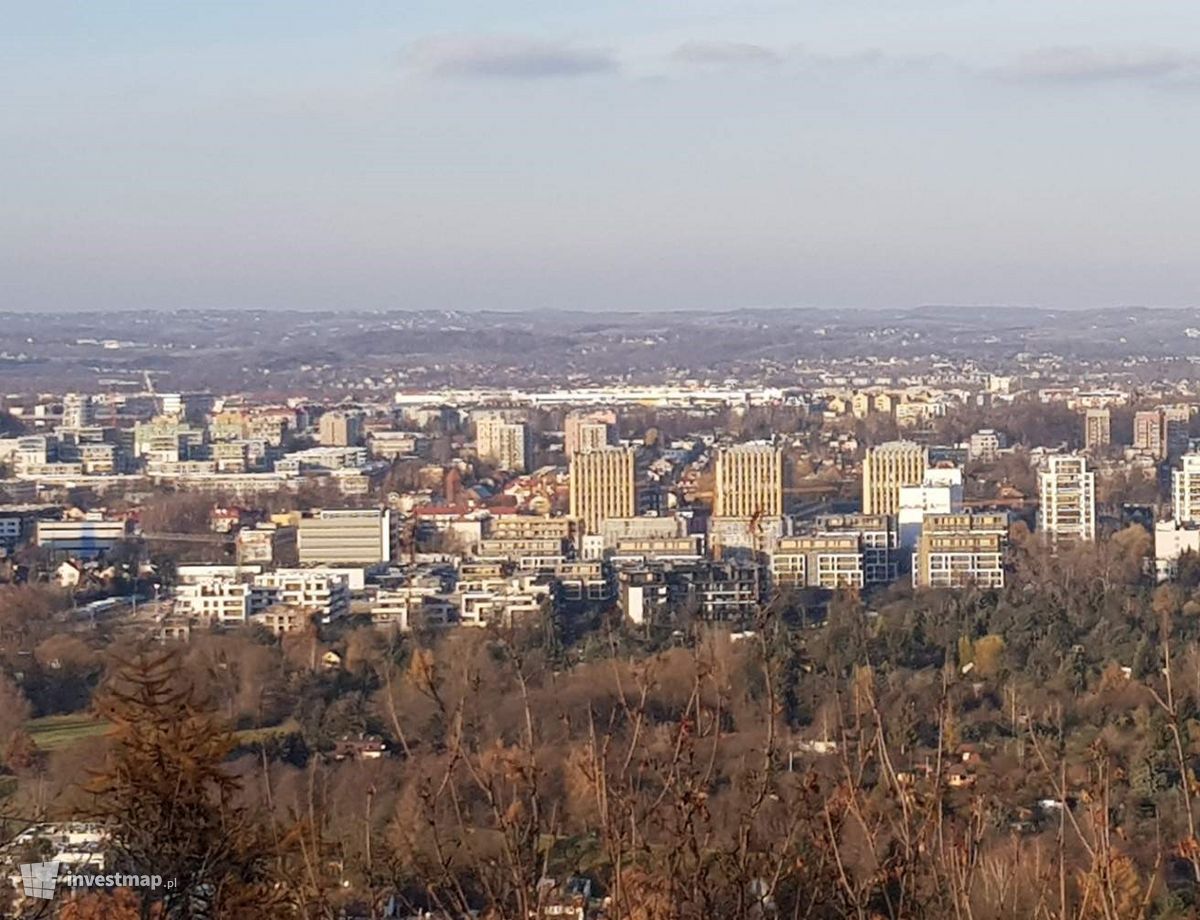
(0, 347, 1195, 634)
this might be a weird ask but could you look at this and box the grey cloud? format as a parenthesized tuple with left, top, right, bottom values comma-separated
(407, 36, 617, 80)
(1000, 46, 1200, 83)
(671, 41, 782, 67)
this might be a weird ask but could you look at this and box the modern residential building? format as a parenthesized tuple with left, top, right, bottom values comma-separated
(370, 583, 456, 630)
(1083, 408, 1111, 451)
(611, 535, 706, 565)
(61, 393, 96, 430)
(771, 534, 864, 590)
(862, 441, 927, 516)
(912, 513, 1008, 589)
(488, 515, 574, 542)
(569, 447, 636, 536)
(457, 571, 551, 627)
(814, 514, 897, 584)
(297, 508, 391, 565)
(1172, 454, 1200, 525)
(967, 429, 1006, 464)
(173, 580, 252, 626)
(1038, 455, 1096, 542)
(253, 570, 350, 621)
(713, 442, 783, 518)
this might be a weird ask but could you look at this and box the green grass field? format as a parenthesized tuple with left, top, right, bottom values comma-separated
(23, 714, 298, 752)
(25, 715, 111, 751)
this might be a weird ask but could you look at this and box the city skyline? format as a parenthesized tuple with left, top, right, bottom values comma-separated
(5, 1, 1200, 313)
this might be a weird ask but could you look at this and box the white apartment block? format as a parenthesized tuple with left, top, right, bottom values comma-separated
(252, 571, 351, 621)
(370, 585, 456, 630)
(457, 573, 551, 627)
(1173, 454, 1200, 525)
(1038, 455, 1096, 542)
(173, 580, 252, 626)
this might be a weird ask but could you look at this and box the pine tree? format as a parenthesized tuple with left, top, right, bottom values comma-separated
(80, 650, 296, 919)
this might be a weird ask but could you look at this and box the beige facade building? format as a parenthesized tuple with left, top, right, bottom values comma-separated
(297, 508, 391, 564)
(912, 513, 1007, 589)
(862, 441, 927, 516)
(1134, 409, 1165, 459)
(564, 409, 617, 456)
(477, 416, 533, 472)
(569, 447, 636, 535)
(713, 443, 783, 517)
(1083, 408, 1111, 451)
(319, 411, 363, 447)
(771, 534, 864, 590)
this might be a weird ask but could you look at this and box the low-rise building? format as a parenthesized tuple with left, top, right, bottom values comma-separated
(912, 513, 1007, 589)
(771, 534, 864, 590)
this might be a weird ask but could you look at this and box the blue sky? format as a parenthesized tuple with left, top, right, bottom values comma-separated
(3, 1, 1199, 312)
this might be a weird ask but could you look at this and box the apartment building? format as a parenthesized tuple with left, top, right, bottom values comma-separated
(771, 534, 864, 590)
(476, 415, 533, 472)
(968, 429, 1006, 464)
(370, 584, 456, 630)
(611, 535, 706, 565)
(912, 513, 1008, 589)
(554, 560, 612, 605)
(319, 411, 363, 447)
(1038, 455, 1096, 542)
(564, 408, 617, 456)
(61, 393, 96, 430)
(486, 515, 574, 545)
(814, 514, 897, 584)
(862, 441, 927, 516)
(476, 535, 568, 567)
(569, 447, 636, 536)
(297, 508, 391, 565)
(252, 571, 350, 621)
(1172, 454, 1200, 524)
(173, 580, 252, 626)
(457, 572, 551, 627)
(1083, 408, 1111, 451)
(1134, 409, 1166, 459)
(713, 442, 783, 518)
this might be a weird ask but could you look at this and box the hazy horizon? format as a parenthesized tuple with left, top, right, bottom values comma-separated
(5, 1, 1200, 314)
